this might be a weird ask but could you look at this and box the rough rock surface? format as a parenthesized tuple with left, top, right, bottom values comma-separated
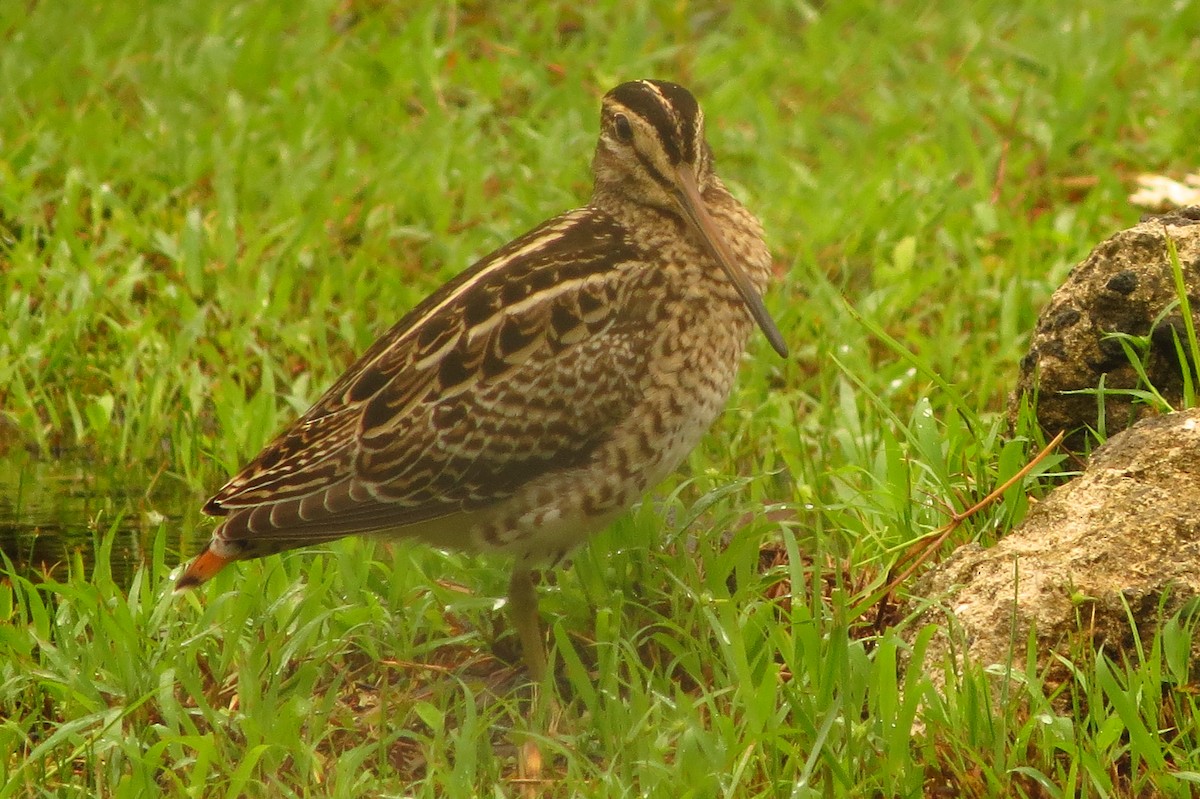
(907, 409, 1200, 698)
(1012, 207, 1200, 450)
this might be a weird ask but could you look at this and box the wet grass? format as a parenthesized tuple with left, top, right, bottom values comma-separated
(3, 0, 1200, 796)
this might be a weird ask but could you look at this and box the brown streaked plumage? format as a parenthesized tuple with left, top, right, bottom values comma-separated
(178, 79, 787, 679)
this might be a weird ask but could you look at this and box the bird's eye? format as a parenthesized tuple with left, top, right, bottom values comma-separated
(613, 113, 633, 143)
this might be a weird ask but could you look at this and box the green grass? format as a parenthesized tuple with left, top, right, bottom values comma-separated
(3, 0, 1200, 796)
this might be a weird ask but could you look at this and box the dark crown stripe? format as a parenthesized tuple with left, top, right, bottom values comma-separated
(644, 80, 700, 164)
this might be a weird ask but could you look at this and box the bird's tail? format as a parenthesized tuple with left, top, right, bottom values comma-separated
(175, 545, 234, 590)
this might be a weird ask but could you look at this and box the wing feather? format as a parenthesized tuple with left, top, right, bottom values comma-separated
(204, 207, 655, 546)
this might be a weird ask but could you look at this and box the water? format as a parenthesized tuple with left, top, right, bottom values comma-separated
(0, 451, 201, 585)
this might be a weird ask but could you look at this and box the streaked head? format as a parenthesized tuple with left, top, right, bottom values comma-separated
(593, 80, 788, 358)
(594, 79, 712, 207)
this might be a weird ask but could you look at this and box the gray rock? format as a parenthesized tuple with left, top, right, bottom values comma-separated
(1012, 207, 1200, 450)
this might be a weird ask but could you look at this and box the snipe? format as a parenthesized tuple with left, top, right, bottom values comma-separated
(178, 79, 787, 679)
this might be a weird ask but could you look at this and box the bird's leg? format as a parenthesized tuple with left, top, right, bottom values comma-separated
(507, 564, 552, 790)
(507, 565, 547, 682)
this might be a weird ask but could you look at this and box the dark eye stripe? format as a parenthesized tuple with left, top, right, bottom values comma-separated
(631, 146, 674, 191)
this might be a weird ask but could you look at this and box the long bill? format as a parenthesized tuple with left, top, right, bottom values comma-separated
(673, 165, 789, 358)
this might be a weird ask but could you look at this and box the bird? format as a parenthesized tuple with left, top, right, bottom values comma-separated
(177, 79, 787, 681)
